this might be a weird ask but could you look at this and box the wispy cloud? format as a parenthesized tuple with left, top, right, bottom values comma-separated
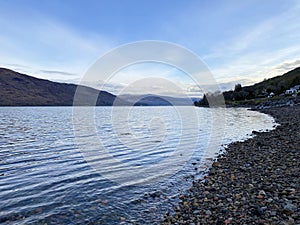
(202, 1, 300, 85)
(1, 1, 300, 96)
(0, 13, 115, 81)
(40, 70, 77, 76)
(274, 59, 300, 72)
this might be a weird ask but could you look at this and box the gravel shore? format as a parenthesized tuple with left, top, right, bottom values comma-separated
(162, 105, 300, 225)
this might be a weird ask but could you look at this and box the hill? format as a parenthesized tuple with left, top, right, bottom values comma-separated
(119, 94, 193, 106)
(195, 67, 300, 106)
(0, 68, 120, 106)
(223, 67, 300, 101)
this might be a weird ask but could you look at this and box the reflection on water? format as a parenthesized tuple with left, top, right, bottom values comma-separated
(0, 107, 275, 224)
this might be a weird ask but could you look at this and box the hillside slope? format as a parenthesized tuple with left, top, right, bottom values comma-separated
(223, 67, 300, 101)
(194, 67, 300, 106)
(0, 68, 118, 106)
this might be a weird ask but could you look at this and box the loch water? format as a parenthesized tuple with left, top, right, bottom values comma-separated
(0, 106, 275, 224)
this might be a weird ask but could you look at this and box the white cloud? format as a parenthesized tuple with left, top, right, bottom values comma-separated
(1, 2, 300, 96)
(274, 59, 300, 73)
(203, 2, 300, 85)
(0, 14, 115, 82)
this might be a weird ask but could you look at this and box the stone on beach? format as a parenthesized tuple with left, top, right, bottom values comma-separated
(162, 105, 300, 224)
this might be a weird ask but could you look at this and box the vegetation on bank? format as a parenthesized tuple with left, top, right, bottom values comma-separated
(194, 67, 300, 107)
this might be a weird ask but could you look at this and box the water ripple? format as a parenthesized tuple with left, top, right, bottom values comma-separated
(0, 106, 275, 224)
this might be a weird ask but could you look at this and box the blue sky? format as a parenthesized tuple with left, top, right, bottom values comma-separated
(0, 0, 300, 96)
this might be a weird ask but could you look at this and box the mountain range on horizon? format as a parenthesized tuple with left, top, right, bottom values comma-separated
(118, 94, 194, 106)
(0, 68, 194, 106)
(1, 67, 299, 106)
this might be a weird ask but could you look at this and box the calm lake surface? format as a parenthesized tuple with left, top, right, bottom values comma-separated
(0, 107, 275, 224)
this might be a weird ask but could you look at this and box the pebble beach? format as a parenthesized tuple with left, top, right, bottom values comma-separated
(162, 105, 300, 225)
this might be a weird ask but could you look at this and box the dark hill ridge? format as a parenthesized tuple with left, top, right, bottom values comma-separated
(0, 68, 195, 106)
(223, 67, 300, 101)
(195, 67, 300, 106)
(0, 68, 119, 106)
(249, 67, 300, 92)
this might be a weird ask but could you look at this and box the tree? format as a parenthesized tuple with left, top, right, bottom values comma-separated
(232, 91, 248, 101)
(245, 90, 255, 99)
(266, 85, 276, 94)
(291, 76, 300, 87)
(199, 94, 209, 106)
(234, 83, 242, 92)
(277, 81, 287, 94)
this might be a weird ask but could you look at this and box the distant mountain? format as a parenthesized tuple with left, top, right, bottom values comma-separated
(119, 94, 194, 106)
(0, 68, 122, 106)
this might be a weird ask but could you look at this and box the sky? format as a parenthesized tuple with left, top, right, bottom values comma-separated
(0, 0, 300, 97)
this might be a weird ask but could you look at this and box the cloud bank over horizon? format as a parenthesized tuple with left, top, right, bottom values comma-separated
(0, 0, 300, 96)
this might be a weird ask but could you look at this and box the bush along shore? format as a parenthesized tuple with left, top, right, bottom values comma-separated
(226, 96, 300, 109)
(162, 105, 299, 225)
